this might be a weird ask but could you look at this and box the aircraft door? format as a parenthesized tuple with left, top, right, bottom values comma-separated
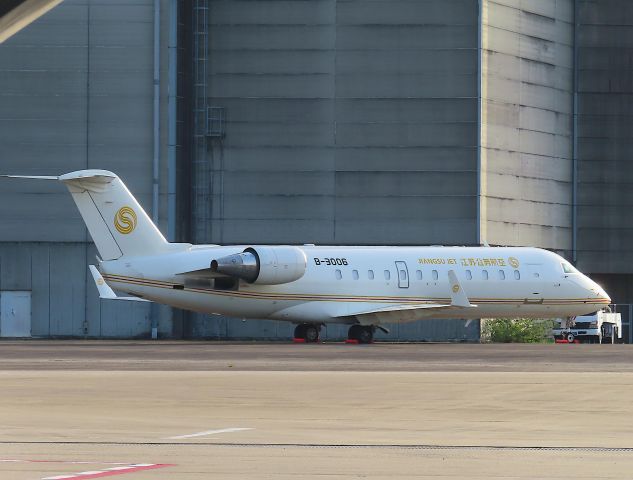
(395, 261, 409, 288)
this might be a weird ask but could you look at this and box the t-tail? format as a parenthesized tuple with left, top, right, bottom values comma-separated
(2, 170, 180, 260)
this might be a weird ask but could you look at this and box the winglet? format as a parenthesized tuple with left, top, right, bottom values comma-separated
(89, 265, 150, 302)
(448, 270, 475, 308)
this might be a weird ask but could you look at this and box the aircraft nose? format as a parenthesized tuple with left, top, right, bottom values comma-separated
(590, 282, 610, 304)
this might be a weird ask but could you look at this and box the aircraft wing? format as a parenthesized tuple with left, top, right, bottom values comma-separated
(336, 269, 477, 323)
(89, 265, 150, 302)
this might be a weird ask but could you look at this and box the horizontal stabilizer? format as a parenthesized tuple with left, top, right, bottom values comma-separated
(89, 265, 150, 302)
(0, 174, 58, 180)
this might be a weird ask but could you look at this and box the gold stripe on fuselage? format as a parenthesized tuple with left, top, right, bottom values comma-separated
(102, 274, 610, 307)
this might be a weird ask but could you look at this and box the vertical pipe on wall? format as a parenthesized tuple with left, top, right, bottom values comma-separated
(476, 0, 483, 245)
(572, 0, 579, 263)
(151, 0, 161, 339)
(167, 0, 178, 242)
(152, 0, 161, 225)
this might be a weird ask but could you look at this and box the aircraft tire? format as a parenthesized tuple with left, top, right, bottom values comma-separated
(358, 327, 373, 344)
(304, 324, 320, 343)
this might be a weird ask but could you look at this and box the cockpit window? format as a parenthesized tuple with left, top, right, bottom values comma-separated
(561, 263, 576, 274)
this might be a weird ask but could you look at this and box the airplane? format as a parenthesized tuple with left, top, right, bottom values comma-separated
(2, 169, 611, 343)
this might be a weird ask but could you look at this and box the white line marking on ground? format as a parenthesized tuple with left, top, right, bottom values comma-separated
(167, 427, 254, 440)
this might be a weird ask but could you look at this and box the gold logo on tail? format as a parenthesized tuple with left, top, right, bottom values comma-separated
(114, 206, 137, 234)
(452, 284, 460, 293)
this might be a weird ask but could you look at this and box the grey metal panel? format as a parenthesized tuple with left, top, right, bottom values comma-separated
(337, 0, 476, 25)
(335, 98, 477, 123)
(211, 25, 336, 50)
(207, 0, 479, 254)
(210, 74, 334, 99)
(337, 50, 477, 75)
(337, 25, 477, 50)
(334, 197, 476, 221)
(335, 147, 477, 172)
(48, 243, 86, 336)
(223, 195, 334, 220)
(210, 0, 335, 25)
(30, 246, 50, 336)
(336, 73, 477, 98)
(0, 244, 32, 291)
(210, 50, 333, 75)
(99, 301, 152, 338)
(336, 122, 477, 147)
(334, 219, 476, 245)
(335, 171, 476, 197)
(576, 0, 633, 275)
(221, 219, 336, 244)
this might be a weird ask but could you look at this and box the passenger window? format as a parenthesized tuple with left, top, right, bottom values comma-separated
(352, 270, 359, 280)
(465, 270, 472, 280)
(514, 270, 520, 280)
(335, 269, 342, 280)
(432, 270, 438, 281)
(416, 270, 422, 280)
(384, 270, 390, 280)
(399, 269, 407, 281)
(482, 270, 488, 280)
(368, 270, 374, 280)
(498, 270, 505, 280)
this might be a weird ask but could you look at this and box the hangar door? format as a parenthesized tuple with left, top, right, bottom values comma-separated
(1, 291, 32, 337)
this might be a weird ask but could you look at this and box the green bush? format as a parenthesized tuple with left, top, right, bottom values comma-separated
(481, 318, 555, 343)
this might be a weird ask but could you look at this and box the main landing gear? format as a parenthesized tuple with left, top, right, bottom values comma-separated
(294, 323, 321, 343)
(347, 324, 375, 344)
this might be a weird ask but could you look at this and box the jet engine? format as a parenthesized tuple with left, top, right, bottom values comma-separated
(210, 246, 307, 285)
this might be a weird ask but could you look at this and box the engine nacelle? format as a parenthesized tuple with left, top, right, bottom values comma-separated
(210, 246, 307, 285)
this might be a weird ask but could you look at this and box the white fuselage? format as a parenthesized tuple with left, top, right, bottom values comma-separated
(101, 245, 610, 325)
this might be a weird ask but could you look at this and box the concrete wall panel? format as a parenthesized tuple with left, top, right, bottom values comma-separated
(481, 0, 573, 252)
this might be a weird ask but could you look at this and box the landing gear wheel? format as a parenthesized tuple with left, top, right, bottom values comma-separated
(348, 325, 374, 344)
(294, 323, 320, 343)
(357, 326, 374, 344)
(566, 333, 575, 344)
(304, 324, 320, 343)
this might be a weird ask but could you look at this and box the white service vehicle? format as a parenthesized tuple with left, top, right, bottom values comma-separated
(1, 170, 612, 343)
(553, 310, 622, 344)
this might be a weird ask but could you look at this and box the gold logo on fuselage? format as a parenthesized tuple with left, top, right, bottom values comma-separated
(508, 257, 520, 268)
(114, 206, 137, 234)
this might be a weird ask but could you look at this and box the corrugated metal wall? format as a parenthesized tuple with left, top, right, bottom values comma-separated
(576, 0, 633, 274)
(0, 0, 160, 337)
(203, 0, 480, 246)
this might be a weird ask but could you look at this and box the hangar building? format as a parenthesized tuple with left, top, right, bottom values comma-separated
(0, 0, 630, 341)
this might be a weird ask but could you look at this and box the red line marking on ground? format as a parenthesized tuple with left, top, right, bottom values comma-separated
(42, 463, 175, 480)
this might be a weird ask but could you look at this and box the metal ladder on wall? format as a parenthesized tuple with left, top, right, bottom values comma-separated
(192, 0, 211, 244)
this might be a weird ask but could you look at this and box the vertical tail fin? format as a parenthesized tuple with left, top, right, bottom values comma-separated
(59, 170, 169, 260)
